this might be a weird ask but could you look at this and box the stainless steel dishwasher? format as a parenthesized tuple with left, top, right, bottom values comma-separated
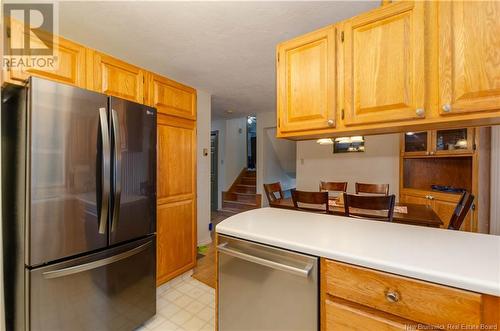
(217, 235, 319, 331)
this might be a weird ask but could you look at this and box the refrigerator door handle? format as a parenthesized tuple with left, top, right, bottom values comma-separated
(111, 108, 122, 232)
(98, 107, 111, 234)
(42, 241, 152, 279)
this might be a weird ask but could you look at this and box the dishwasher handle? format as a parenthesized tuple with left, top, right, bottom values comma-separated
(217, 243, 313, 278)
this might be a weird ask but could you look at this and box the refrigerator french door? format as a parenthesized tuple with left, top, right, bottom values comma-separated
(2, 77, 157, 331)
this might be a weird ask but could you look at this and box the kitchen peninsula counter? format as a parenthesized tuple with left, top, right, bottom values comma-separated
(216, 207, 500, 296)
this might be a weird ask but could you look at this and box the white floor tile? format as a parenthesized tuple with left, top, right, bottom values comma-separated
(170, 309, 193, 326)
(144, 314, 167, 330)
(182, 316, 206, 331)
(196, 306, 214, 322)
(149, 319, 178, 331)
(184, 300, 205, 315)
(163, 289, 183, 302)
(159, 302, 181, 319)
(155, 272, 216, 330)
(173, 295, 193, 308)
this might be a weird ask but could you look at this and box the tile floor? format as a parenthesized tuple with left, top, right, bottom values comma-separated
(137, 271, 215, 331)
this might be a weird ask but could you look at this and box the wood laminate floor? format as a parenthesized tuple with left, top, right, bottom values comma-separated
(191, 211, 230, 288)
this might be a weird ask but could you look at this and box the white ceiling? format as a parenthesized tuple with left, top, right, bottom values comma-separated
(58, 1, 378, 119)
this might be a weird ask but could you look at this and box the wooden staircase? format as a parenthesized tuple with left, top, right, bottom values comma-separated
(221, 169, 261, 215)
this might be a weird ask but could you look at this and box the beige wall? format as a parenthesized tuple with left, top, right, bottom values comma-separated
(196, 90, 212, 245)
(296, 134, 400, 198)
(256, 111, 296, 206)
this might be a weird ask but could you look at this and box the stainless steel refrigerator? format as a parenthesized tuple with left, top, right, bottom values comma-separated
(2, 77, 157, 331)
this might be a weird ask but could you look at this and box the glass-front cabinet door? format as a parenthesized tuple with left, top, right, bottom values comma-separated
(402, 131, 430, 156)
(432, 128, 474, 155)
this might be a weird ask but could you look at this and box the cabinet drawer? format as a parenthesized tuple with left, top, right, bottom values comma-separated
(325, 297, 417, 331)
(324, 260, 482, 327)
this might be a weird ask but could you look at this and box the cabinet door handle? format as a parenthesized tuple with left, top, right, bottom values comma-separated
(327, 119, 334, 127)
(442, 104, 452, 113)
(415, 108, 425, 117)
(385, 290, 400, 303)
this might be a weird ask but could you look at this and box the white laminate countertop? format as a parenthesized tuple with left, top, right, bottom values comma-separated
(216, 207, 500, 296)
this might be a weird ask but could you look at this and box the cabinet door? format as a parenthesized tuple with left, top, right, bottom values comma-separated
(431, 197, 472, 231)
(325, 298, 416, 331)
(401, 131, 430, 156)
(4, 19, 86, 88)
(438, 1, 500, 115)
(399, 193, 429, 206)
(432, 128, 474, 155)
(277, 26, 336, 133)
(156, 115, 196, 285)
(149, 74, 196, 120)
(343, 1, 425, 125)
(157, 199, 196, 285)
(92, 51, 145, 103)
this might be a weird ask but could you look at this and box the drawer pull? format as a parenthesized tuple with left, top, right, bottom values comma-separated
(385, 290, 400, 303)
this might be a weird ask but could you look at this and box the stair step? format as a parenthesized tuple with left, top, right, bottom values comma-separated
(222, 200, 259, 211)
(234, 185, 256, 194)
(224, 191, 258, 204)
(240, 177, 256, 185)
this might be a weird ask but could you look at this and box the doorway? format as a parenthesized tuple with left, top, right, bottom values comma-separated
(210, 131, 219, 211)
(247, 116, 256, 170)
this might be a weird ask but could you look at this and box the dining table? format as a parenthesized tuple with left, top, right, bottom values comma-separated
(269, 197, 444, 228)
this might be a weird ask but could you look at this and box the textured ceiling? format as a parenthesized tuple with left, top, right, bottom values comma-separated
(58, 1, 378, 119)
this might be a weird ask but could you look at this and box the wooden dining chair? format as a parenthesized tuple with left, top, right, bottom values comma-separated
(355, 182, 390, 196)
(448, 191, 474, 230)
(343, 193, 396, 222)
(263, 182, 285, 203)
(319, 181, 348, 193)
(291, 189, 329, 212)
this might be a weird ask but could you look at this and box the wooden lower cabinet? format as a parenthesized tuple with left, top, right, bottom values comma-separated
(157, 199, 196, 285)
(156, 114, 197, 285)
(321, 259, 500, 331)
(400, 189, 472, 230)
(325, 298, 416, 331)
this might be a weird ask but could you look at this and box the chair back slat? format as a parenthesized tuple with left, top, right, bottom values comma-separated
(263, 182, 284, 203)
(448, 191, 474, 230)
(319, 181, 348, 193)
(343, 193, 396, 222)
(355, 182, 390, 195)
(291, 189, 329, 212)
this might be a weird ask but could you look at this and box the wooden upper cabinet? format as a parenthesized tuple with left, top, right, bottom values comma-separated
(343, 1, 425, 126)
(92, 51, 145, 103)
(438, 1, 500, 115)
(149, 74, 197, 120)
(4, 19, 86, 88)
(277, 26, 336, 134)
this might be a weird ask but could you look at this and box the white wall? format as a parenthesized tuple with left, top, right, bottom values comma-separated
(196, 90, 212, 245)
(490, 126, 500, 235)
(296, 134, 400, 198)
(256, 111, 296, 206)
(211, 117, 247, 210)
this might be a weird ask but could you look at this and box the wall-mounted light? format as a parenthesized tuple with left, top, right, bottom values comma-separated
(333, 136, 365, 153)
(316, 138, 334, 145)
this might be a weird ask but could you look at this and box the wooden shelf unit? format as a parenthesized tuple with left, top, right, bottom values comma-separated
(399, 127, 491, 233)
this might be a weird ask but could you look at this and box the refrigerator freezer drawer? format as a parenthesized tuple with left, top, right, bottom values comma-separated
(28, 236, 156, 331)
